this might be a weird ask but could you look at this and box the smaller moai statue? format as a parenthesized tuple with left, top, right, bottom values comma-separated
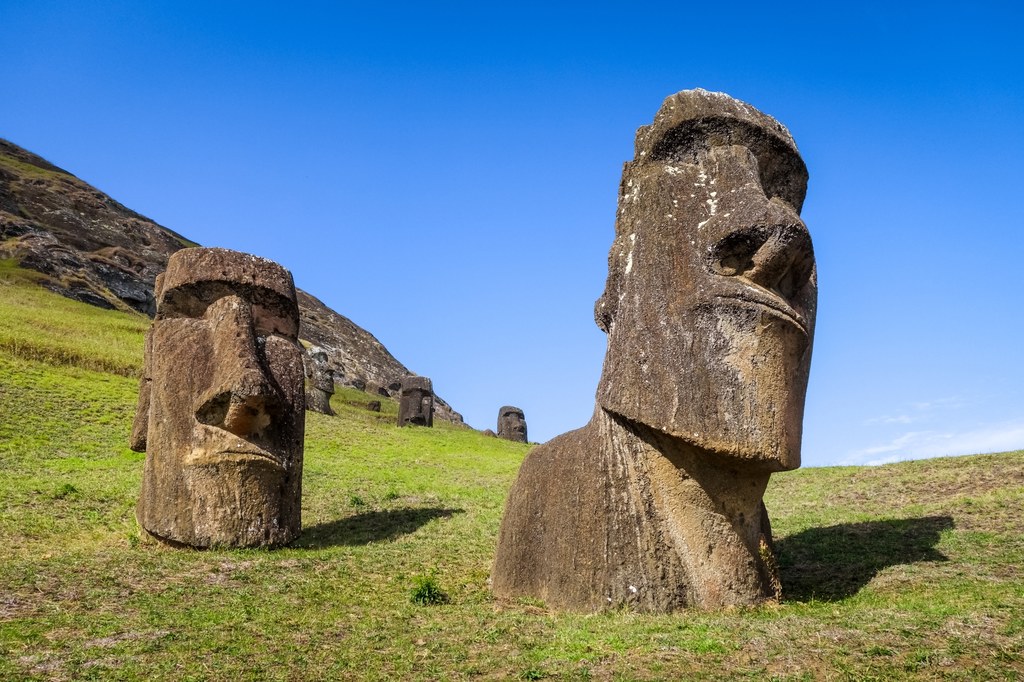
(398, 376, 433, 427)
(304, 349, 335, 415)
(497, 406, 528, 443)
(366, 400, 382, 412)
(130, 247, 305, 549)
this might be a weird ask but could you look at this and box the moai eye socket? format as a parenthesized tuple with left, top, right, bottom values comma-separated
(708, 227, 771, 277)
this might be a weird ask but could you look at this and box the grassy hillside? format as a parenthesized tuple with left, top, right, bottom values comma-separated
(1, 266, 1022, 680)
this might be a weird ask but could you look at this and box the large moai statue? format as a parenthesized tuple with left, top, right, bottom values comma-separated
(304, 348, 336, 415)
(497, 406, 528, 443)
(492, 90, 816, 611)
(398, 376, 434, 427)
(130, 247, 305, 548)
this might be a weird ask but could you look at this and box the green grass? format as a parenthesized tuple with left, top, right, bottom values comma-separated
(1, 267, 1022, 680)
(0, 261, 149, 377)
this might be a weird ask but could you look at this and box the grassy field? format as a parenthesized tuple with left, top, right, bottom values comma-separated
(1, 268, 1022, 680)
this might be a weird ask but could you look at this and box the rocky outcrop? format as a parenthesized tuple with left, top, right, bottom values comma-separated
(0, 138, 464, 424)
(296, 290, 463, 423)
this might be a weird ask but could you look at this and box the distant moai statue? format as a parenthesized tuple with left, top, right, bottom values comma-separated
(366, 400, 382, 412)
(492, 90, 816, 611)
(497, 406, 528, 443)
(304, 348, 335, 415)
(130, 248, 305, 548)
(398, 376, 434, 427)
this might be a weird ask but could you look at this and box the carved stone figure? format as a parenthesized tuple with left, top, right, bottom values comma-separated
(366, 400, 382, 412)
(304, 348, 335, 415)
(398, 376, 433, 427)
(492, 90, 816, 611)
(497, 406, 528, 443)
(130, 247, 305, 548)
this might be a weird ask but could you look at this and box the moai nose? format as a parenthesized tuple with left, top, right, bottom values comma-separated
(194, 295, 284, 438)
(744, 224, 814, 303)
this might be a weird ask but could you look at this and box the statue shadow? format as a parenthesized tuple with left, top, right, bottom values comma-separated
(775, 515, 954, 602)
(296, 507, 464, 548)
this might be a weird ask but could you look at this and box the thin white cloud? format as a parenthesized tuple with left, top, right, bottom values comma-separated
(864, 396, 966, 427)
(864, 414, 914, 425)
(842, 420, 1024, 466)
(910, 396, 967, 412)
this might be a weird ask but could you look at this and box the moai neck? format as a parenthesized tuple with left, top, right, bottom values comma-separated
(596, 407, 778, 607)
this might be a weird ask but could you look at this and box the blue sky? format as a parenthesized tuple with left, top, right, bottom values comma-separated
(4, 1, 1022, 466)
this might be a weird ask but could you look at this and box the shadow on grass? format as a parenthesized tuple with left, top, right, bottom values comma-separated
(776, 515, 954, 602)
(295, 507, 464, 548)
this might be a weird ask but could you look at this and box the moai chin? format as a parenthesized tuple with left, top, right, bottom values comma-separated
(497, 406, 528, 443)
(492, 90, 816, 611)
(304, 348, 335, 415)
(130, 247, 305, 548)
(398, 376, 434, 427)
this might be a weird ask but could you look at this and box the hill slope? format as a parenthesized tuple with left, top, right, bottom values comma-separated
(0, 276, 1022, 680)
(0, 138, 462, 422)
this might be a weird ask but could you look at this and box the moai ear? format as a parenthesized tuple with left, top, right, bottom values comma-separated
(129, 328, 153, 452)
(594, 163, 639, 333)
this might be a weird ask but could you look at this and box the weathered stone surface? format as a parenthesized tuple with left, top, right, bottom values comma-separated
(497, 406, 528, 443)
(130, 247, 305, 548)
(304, 348, 335, 415)
(366, 400, 381, 412)
(492, 90, 816, 611)
(398, 376, 434, 427)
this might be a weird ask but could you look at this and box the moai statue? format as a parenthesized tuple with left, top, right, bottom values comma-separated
(492, 90, 816, 611)
(497, 406, 528, 443)
(398, 376, 434, 427)
(304, 348, 335, 415)
(366, 400, 382, 412)
(130, 248, 305, 548)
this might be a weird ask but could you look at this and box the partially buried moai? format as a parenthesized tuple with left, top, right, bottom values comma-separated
(398, 376, 433, 427)
(497, 406, 527, 443)
(492, 90, 816, 611)
(130, 247, 305, 548)
(304, 348, 335, 415)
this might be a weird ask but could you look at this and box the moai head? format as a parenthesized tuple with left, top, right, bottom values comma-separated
(304, 349, 335, 394)
(303, 348, 335, 415)
(594, 90, 816, 472)
(497, 406, 527, 443)
(130, 248, 305, 548)
(398, 376, 433, 427)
